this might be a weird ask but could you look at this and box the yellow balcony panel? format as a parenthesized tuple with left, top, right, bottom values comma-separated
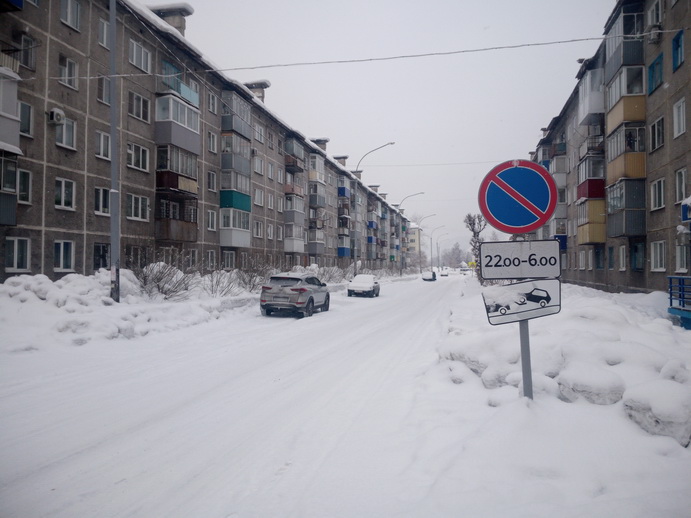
(606, 152, 646, 186)
(577, 223, 606, 244)
(606, 95, 646, 133)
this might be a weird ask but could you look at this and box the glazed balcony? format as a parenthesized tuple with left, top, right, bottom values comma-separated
(155, 218, 197, 242)
(283, 183, 304, 196)
(606, 152, 646, 186)
(285, 155, 305, 173)
(577, 178, 605, 199)
(0, 191, 17, 226)
(607, 210, 646, 237)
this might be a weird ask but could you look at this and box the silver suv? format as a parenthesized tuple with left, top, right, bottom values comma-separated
(260, 272, 330, 318)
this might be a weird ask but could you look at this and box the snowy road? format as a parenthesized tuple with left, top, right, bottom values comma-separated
(1, 275, 462, 517)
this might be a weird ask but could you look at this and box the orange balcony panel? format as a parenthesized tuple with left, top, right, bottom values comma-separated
(606, 152, 646, 186)
(606, 95, 646, 133)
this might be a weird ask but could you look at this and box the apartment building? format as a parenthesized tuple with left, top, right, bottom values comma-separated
(0, 0, 411, 282)
(532, 0, 689, 294)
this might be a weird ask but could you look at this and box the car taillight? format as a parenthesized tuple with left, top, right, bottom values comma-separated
(261, 286, 272, 291)
(290, 287, 308, 293)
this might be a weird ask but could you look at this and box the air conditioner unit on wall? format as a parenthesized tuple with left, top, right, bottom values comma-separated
(648, 24, 662, 44)
(251, 147, 258, 156)
(48, 108, 65, 125)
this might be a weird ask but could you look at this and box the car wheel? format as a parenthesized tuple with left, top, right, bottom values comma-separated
(303, 299, 314, 317)
(321, 294, 330, 312)
(499, 307, 508, 315)
(539, 300, 547, 307)
(375, 289, 380, 297)
(261, 307, 272, 316)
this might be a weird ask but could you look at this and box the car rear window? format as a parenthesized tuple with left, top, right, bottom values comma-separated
(269, 277, 301, 287)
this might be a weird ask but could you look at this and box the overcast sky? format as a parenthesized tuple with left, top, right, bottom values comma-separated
(183, 0, 616, 253)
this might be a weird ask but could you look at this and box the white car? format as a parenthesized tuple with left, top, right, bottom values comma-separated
(348, 274, 380, 297)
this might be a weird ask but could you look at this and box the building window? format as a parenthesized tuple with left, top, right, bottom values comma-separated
(94, 187, 110, 215)
(55, 178, 75, 209)
(267, 162, 274, 180)
(648, 54, 663, 94)
(97, 75, 111, 104)
(651, 178, 665, 210)
(608, 246, 615, 270)
(128, 40, 151, 73)
(277, 225, 283, 241)
(222, 250, 235, 269)
(650, 117, 664, 151)
(606, 124, 645, 162)
(676, 241, 689, 273)
(253, 220, 263, 238)
(207, 250, 216, 270)
(126, 194, 149, 221)
(58, 55, 78, 89)
(675, 168, 687, 203)
(277, 196, 284, 213)
(673, 31, 684, 71)
(619, 245, 626, 271)
(208, 131, 217, 153)
(60, 0, 80, 30)
(19, 102, 32, 136)
(208, 93, 218, 114)
(95, 131, 110, 160)
(93, 243, 110, 270)
(254, 188, 264, 206)
(267, 224, 274, 240)
(98, 18, 110, 48)
(18, 170, 31, 203)
(579, 250, 586, 270)
(128, 92, 150, 122)
(277, 168, 284, 184)
(19, 34, 35, 69)
(207, 210, 217, 231)
(631, 242, 645, 271)
(253, 156, 263, 175)
(5, 237, 30, 271)
(647, 0, 661, 26)
(267, 193, 274, 210)
(54, 240, 74, 271)
(651, 241, 666, 271)
(254, 124, 265, 143)
(606, 66, 644, 110)
(127, 143, 149, 172)
(207, 170, 216, 192)
(56, 118, 76, 149)
(673, 98, 686, 138)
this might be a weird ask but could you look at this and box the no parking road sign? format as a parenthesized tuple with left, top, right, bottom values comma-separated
(479, 160, 557, 234)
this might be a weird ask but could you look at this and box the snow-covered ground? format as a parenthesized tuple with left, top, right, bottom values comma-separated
(1, 270, 690, 518)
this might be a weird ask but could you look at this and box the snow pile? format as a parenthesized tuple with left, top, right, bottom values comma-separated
(441, 282, 691, 446)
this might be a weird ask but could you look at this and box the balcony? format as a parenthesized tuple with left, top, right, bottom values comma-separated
(606, 152, 646, 185)
(284, 237, 304, 253)
(309, 194, 326, 208)
(607, 95, 646, 132)
(607, 210, 646, 237)
(338, 226, 350, 236)
(220, 228, 250, 248)
(0, 191, 17, 226)
(221, 151, 251, 175)
(604, 38, 644, 84)
(157, 76, 199, 107)
(579, 135, 604, 159)
(338, 207, 350, 217)
(337, 247, 351, 257)
(550, 142, 566, 157)
(550, 155, 569, 174)
(577, 223, 606, 244)
(285, 155, 305, 173)
(156, 170, 198, 195)
(221, 114, 253, 141)
(155, 218, 197, 242)
(367, 220, 379, 230)
(338, 186, 351, 198)
(577, 178, 605, 199)
(309, 219, 324, 230)
(283, 183, 304, 196)
(220, 190, 251, 211)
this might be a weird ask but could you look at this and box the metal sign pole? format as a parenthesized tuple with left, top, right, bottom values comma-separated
(519, 319, 533, 399)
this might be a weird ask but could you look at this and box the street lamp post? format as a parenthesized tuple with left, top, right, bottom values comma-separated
(417, 214, 436, 273)
(397, 192, 424, 276)
(430, 225, 446, 273)
(352, 142, 395, 276)
(436, 233, 449, 270)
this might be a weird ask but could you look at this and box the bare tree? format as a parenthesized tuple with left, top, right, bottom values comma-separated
(464, 213, 487, 283)
(236, 255, 273, 292)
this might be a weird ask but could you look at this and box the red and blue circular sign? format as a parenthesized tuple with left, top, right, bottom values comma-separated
(478, 160, 557, 234)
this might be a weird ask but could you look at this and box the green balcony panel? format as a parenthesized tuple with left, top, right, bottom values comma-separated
(220, 190, 251, 212)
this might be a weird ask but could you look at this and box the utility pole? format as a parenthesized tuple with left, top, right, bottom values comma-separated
(109, 0, 121, 302)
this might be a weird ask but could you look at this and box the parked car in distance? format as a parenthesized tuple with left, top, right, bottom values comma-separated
(440, 268, 449, 277)
(422, 271, 436, 281)
(260, 272, 329, 317)
(348, 274, 380, 297)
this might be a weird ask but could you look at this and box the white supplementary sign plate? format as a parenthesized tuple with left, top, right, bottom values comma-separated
(480, 240, 561, 280)
(482, 278, 561, 326)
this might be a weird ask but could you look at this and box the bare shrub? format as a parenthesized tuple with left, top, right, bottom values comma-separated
(236, 256, 272, 292)
(132, 262, 198, 301)
(202, 269, 242, 297)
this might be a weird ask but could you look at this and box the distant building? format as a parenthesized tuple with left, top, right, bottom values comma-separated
(0, 0, 411, 281)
